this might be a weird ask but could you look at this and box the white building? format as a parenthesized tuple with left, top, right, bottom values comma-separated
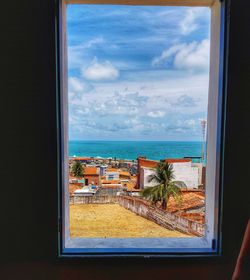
(138, 158, 201, 189)
(74, 186, 96, 196)
(100, 165, 108, 176)
(105, 171, 119, 181)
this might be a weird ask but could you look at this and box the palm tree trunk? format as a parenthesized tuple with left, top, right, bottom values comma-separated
(161, 198, 167, 210)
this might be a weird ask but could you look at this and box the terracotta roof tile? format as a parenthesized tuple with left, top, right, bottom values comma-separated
(138, 158, 192, 169)
(167, 192, 205, 213)
(107, 168, 120, 172)
(101, 179, 121, 184)
(72, 157, 92, 161)
(84, 167, 98, 175)
(119, 171, 131, 177)
(138, 158, 158, 168)
(165, 158, 192, 163)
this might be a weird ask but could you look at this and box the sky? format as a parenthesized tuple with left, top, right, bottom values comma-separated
(67, 5, 210, 141)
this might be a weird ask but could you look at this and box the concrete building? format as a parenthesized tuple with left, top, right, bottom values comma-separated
(74, 186, 96, 196)
(105, 171, 119, 181)
(166, 159, 200, 188)
(99, 165, 108, 176)
(83, 167, 99, 186)
(137, 157, 202, 189)
(101, 179, 122, 188)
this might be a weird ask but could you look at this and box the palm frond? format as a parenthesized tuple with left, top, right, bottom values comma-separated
(168, 182, 182, 204)
(141, 184, 164, 203)
(141, 161, 183, 209)
(147, 173, 161, 184)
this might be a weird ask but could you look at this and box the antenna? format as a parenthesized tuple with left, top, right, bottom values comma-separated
(200, 119, 207, 164)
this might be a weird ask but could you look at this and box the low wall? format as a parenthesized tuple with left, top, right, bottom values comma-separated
(117, 196, 205, 237)
(70, 194, 205, 236)
(70, 195, 118, 205)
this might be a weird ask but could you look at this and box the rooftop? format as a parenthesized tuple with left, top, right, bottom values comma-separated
(70, 157, 92, 161)
(138, 158, 158, 169)
(84, 167, 98, 175)
(165, 158, 192, 163)
(119, 171, 131, 177)
(101, 179, 121, 184)
(106, 168, 120, 172)
(138, 157, 192, 169)
(167, 191, 205, 213)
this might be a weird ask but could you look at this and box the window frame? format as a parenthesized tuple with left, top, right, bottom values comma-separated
(56, 0, 229, 258)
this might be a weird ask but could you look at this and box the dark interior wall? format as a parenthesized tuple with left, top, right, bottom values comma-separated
(0, 0, 249, 279)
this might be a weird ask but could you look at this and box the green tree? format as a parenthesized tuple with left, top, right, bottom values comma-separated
(141, 161, 181, 210)
(71, 160, 84, 177)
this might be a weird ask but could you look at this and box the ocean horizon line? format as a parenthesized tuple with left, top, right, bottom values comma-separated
(69, 140, 205, 161)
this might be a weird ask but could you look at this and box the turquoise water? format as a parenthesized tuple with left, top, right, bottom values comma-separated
(69, 141, 204, 161)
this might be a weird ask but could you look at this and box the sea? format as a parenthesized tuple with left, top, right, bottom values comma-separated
(69, 141, 204, 161)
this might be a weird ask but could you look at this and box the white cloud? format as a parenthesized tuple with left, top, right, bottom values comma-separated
(174, 39, 210, 71)
(152, 44, 184, 67)
(82, 58, 119, 81)
(147, 111, 166, 118)
(91, 92, 147, 116)
(178, 119, 196, 127)
(69, 67, 209, 139)
(76, 107, 90, 116)
(152, 39, 210, 72)
(179, 8, 208, 35)
(69, 77, 89, 92)
(68, 37, 105, 70)
(71, 70, 209, 118)
(70, 37, 105, 52)
(185, 119, 196, 126)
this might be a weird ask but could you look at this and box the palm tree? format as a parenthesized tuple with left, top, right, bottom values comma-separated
(71, 160, 84, 178)
(141, 161, 181, 210)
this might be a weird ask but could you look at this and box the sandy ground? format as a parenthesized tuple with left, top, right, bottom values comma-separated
(70, 204, 190, 238)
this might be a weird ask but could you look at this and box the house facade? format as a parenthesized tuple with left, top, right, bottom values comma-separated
(136, 157, 202, 189)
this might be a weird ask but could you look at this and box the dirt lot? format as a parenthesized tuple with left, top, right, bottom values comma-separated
(70, 204, 190, 238)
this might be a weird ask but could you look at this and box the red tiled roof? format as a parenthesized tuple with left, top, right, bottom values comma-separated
(138, 158, 158, 169)
(119, 171, 131, 177)
(84, 167, 98, 175)
(167, 191, 205, 213)
(72, 157, 92, 161)
(106, 168, 119, 172)
(138, 158, 191, 169)
(165, 158, 192, 163)
(101, 179, 121, 184)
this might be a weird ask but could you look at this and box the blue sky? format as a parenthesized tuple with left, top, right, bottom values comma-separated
(67, 5, 210, 141)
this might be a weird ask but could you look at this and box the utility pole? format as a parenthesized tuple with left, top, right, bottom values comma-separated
(200, 119, 207, 164)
